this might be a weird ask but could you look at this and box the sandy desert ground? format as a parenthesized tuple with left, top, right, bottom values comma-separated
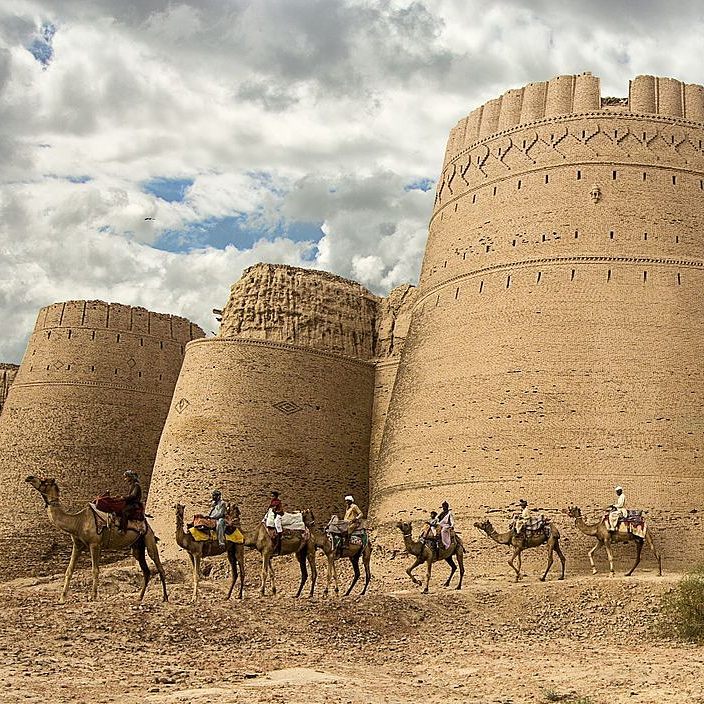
(0, 536, 702, 704)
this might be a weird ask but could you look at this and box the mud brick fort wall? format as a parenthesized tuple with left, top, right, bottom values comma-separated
(0, 364, 18, 416)
(147, 264, 417, 554)
(372, 73, 704, 567)
(0, 301, 204, 577)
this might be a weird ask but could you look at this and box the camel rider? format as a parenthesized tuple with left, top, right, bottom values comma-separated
(208, 490, 227, 546)
(420, 510, 439, 555)
(267, 491, 284, 554)
(344, 495, 363, 532)
(437, 501, 455, 549)
(513, 499, 530, 537)
(608, 486, 627, 531)
(119, 471, 142, 532)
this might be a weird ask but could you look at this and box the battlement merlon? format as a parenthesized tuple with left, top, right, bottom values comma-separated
(441, 73, 704, 169)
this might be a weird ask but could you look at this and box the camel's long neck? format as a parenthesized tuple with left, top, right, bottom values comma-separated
(402, 532, 422, 557)
(574, 516, 599, 537)
(485, 528, 513, 545)
(175, 511, 188, 549)
(46, 502, 83, 534)
(240, 526, 259, 548)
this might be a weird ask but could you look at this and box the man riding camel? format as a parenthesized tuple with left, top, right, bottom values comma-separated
(344, 495, 363, 532)
(266, 491, 284, 554)
(208, 490, 227, 547)
(420, 510, 440, 555)
(437, 501, 455, 549)
(608, 485, 627, 531)
(119, 471, 143, 532)
(513, 499, 530, 537)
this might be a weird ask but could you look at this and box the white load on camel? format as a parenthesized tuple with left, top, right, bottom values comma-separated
(263, 508, 306, 532)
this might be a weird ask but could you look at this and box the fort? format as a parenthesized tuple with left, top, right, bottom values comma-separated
(1, 72, 704, 575)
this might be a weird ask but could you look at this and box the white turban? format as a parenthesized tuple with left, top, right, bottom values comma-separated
(344, 495, 354, 502)
(615, 485, 623, 491)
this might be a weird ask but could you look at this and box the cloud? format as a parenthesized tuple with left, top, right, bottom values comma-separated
(0, 0, 703, 362)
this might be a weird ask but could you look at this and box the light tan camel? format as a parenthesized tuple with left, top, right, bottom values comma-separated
(239, 518, 317, 597)
(175, 503, 245, 601)
(474, 518, 566, 582)
(396, 520, 465, 593)
(566, 506, 662, 576)
(303, 510, 372, 596)
(25, 476, 167, 603)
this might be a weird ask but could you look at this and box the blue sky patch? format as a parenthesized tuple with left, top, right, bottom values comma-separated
(142, 177, 194, 203)
(153, 215, 324, 253)
(404, 177, 434, 192)
(28, 23, 56, 68)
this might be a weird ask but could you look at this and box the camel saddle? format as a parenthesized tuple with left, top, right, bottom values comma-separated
(89, 504, 146, 535)
(524, 515, 551, 537)
(191, 514, 238, 531)
(602, 509, 646, 535)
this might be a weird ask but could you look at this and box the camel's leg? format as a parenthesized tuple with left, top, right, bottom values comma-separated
(554, 540, 567, 580)
(324, 555, 335, 597)
(406, 557, 424, 586)
(604, 540, 615, 576)
(361, 545, 372, 596)
(59, 538, 83, 604)
(144, 532, 168, 602)
(345, 553, 361, 597)
(515, 550, 523, 582)
(295, 549, 309, 598)
(455, 549, 465, 590)
(307, 548, 317, 599)
(541, 539, 555, 582)
(423, 560, 432, 594)
(508, 547, 521, 581)
(88, 543, 101, 601)
(226, 545, 238, 600)
(443, 556, 457, 587)
(645, 533, 662, 576)
(237, 546, 245, 599)
(191, 553, 201, 603)
(626, 539, 643, 577)
(588, 542, 601, 574)
(260, 554, 270, 596)
(132, 540, 151, 602)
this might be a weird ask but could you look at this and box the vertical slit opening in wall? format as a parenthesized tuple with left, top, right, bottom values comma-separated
(159, 374, 163, 381)
(672, 175, 677, 185)
(512, 239, 516, 247)
(571, 269, 576, 281)
(47, 331, 51, 340)
(544, 174, 549, 184)
(677, 272, 681, 285)
(643, 271, 648, 282)
(67, 364, 71, 371)
(542, 233, 546, 242)
(506, 275, 511, 289)
(676, 235, 679, 243)
(643, 172, 647, 181)
(140, 337, 144, 346)
(700, 179, 703, 189)
(472, 194, 476, 204)
(114, 368, 118, 375)
(116, 333, 120, 342)
(462, 252, 466, 260)
(138, 371, 142, 377)
(607, 269, 612, 283)
(643, 132, 647, 141)
(443, 260, 447, 268)
(536, 272, 542, 283)
(160, 341, 164, 350)
(67, 329, 72, 339)
(455, 287, 460, 299)
(493, 186, 497, 196)
(574, 230, 579, 239)
(454, 203, 458, 212)
(612, 170, 617, 180)
(485, 245, 490, 253)
(46, 365, 49, 371)
(576, 170, 581, 180)
(609, 231, 614, 240)
(90, 365, 95, 372)
(644, 232, 648, 240)
(479, 281, 484, 293)
(517, 180, 521, 190)
(91, 330, 96, 341)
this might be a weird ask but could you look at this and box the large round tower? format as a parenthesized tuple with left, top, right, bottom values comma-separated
(146, 264, 378, 552)
(372, 73, 704, 566)
(0, 300, 204, 577)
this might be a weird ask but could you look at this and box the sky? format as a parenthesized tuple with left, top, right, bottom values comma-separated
(1, 0, 703, 362)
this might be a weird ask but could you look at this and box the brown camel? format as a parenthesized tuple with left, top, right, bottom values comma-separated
(239, 518, 317, 597)
(25, 476, 167, 603)
(474, 518, 566, 582)
(174, 503, 245, 601)
(566, 506, 662, 576)
(396, 520, 465, 593)
(303, 510, 372, 596)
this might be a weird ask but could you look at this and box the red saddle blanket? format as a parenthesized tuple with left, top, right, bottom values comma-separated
(192, 514, 238, 530)
(94, 495, 145, 521)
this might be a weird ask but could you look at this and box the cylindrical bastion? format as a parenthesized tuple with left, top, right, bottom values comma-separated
(372, 73, 704, 567)
(0, 300, 204, 577)
(147, 264, 379, 552)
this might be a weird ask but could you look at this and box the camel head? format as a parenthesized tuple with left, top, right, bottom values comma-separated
(396, 520, 412, 536)
(474, 519, 494, 535)
(174, 503, 185, 518)
(226, 503, 241, 524)
(302, 509, 315, 527)
(25, 476, 60, 507)
(566, 506, 582, 520)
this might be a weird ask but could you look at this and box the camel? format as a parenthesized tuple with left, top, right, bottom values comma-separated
(174, 504, 245, 601)
(239, 516, 317, 597)
(303, 510, 372, 596)
(25, 476, 167, 603)
(566, 506, 662, 576)
(474, 518, 566, 582)
(396, 521, 465, 593)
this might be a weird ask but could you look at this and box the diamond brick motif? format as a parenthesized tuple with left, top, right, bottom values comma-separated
(175, 398, 190, 414)
(52, 360, 64, 370)
(272, 400, 303, 415)
(127, 358, 137, 369)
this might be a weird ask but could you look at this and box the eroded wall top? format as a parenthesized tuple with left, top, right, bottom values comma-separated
(443, 73, 704, 168)
(0, 364, 18, 415)
(219, 263, 381, 360)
